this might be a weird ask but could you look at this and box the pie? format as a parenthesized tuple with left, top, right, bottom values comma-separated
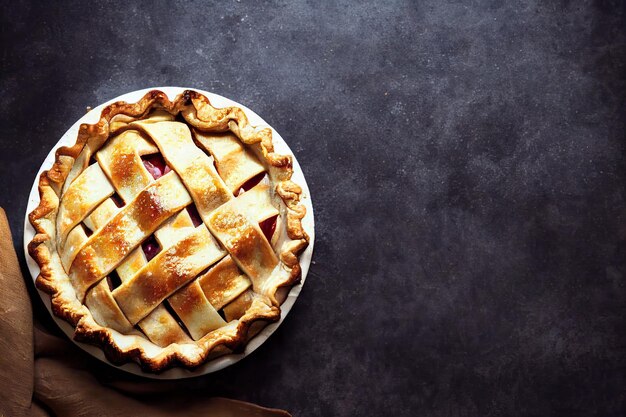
(28, 90, 309, 372)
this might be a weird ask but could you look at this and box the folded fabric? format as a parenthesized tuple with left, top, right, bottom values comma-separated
(0, 208, 290, 417)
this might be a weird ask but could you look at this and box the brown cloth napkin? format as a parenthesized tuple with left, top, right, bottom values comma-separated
(0, 208, 290, 417)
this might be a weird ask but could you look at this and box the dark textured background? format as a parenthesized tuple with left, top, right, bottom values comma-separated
(1, 1, 625, 416)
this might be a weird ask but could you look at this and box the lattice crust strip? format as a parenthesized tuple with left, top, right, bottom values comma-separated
(28, 90, 309, 371)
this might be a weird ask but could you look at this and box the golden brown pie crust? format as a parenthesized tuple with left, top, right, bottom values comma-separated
(28, 90, 309, 372)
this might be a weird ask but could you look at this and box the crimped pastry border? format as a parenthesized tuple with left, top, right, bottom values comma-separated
(28, 89, 309, 373)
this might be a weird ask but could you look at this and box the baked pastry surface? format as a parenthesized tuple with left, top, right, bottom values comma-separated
(28, 90, 309, 372)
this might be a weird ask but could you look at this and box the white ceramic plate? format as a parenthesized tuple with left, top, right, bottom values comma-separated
(23, 87, 315, 379)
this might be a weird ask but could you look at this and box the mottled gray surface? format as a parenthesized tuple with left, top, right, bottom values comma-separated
(1, 1, 625, 416)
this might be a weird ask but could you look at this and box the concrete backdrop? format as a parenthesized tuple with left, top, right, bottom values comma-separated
(1, 1, 624, 416)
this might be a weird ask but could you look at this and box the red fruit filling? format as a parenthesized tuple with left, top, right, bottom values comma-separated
(111, 193, 125, 208)
(106, 270, 122, 291)
(142, 154, 171, 180)
(237, 173, 265, 196)
(141, 235, 161, 261)
(260, 215, 278, 243)
(186, 204, 203, 227)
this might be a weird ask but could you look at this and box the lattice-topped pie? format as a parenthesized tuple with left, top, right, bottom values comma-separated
(28, 90, 309, 372)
